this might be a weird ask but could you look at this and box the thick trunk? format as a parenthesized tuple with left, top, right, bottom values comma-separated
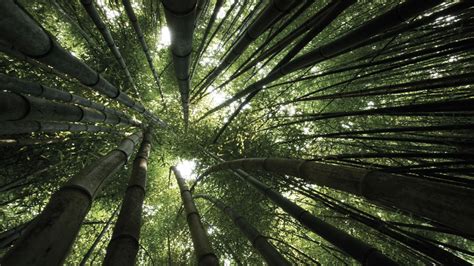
(1, 132, 142, 265)
(104, 129, 153, 265)
(204, 158, 474, 235)
(0, 74, 141, 126)
(0, 0, 163, 123)
(0, 92, 139, 126)
(161, 0, 197, 125)
(0, 121, 116, 135)
(171, 166, 219, 265)
(194, 194, 290, 265)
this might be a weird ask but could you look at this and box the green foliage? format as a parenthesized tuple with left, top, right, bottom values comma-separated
(1, 0, 473, 264)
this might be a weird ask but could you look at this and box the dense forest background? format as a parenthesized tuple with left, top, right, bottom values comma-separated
(1, 0, 473, 264)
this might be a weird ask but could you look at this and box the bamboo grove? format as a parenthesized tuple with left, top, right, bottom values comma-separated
(0, 0, 473, 264)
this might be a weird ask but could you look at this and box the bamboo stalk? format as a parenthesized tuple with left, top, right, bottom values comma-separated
(0, 91, 139, 127)
(104, 129, 153, 265)
(0, 0, 162, 123)
(290, 180, 472, 265)
(80, 205, 120, 266)
(203, 158, 474, 235)
(80, 0, 138, 95)
(194, 194, 290, 265)
(161, 0, 197, 126)
(0, 74, 141, 126)
(220, 168, 396, 265)
(121, 0, 164, 101)
(1, 131, 143, 265)
(0, 121, 116, 135)
(198, 0, 443, 129)
(198, 0, 296, 92)
(171, 166, 219, 265)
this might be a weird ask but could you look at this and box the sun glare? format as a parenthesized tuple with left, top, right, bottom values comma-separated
(208, 88, 227, 106)
(176, 159, 196, 180)
(158, 26, 171, 48)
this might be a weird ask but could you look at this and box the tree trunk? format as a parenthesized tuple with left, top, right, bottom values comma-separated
(1, 132, 142, 265)
(104, 129, 153, 265)
(171, 166, 219, 265)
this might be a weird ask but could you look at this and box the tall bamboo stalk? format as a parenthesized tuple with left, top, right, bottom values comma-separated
(0, 222, 31, 249)
(0, 121, 116, 135)
(1, 132, 142, 265)
(199, 0, 444, 136)
(0, 0, 162, 123)
(0, 92, 139, 127)
(0, 138, 63, 147)
(104, 129, 153, 265)
(80, 205, 120, 266)
(198, 0, 296, 93)
(161, 0, 197, 126)
(80, 0, 138, 95)
(203, 158, 474, 235)
(194, 194, 290, 265)
(199, 164, 396, 265)
(0, 74, 140, 126)
(171, 166, 219, 265)
(121, 0, 164, 100)
(291, 180, 472, 265)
